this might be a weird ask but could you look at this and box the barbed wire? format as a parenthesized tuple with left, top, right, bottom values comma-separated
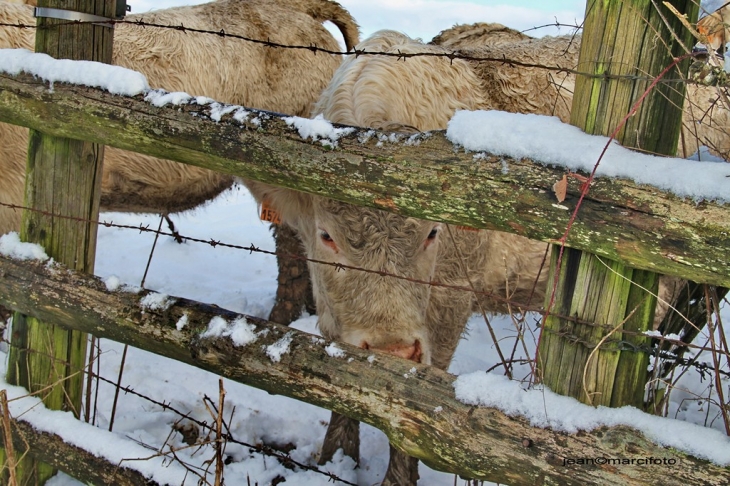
(0, 19, 700, 85)
(1, 199, 728, 362)
(519, 18, 584, 36)
(0, 200, 551, 313)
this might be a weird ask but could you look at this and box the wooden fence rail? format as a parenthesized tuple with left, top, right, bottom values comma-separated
(0, 254, 728, 485)
(0, 70, 728, 288)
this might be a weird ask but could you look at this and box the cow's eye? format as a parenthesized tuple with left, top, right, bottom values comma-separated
(320, 229, 338, 252)
(424, 226, 439, 249)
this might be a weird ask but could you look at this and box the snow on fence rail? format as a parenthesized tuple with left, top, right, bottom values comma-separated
(1, 252, 729, 485)
(0, 67, 728, 287)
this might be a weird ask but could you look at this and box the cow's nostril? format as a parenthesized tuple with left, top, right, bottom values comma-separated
(411, 340, 422, 363)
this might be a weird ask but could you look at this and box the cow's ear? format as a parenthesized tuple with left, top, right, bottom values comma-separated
(241, 179, 313, 232)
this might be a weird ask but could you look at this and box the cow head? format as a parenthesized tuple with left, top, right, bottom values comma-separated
(245, 181, 441, 364)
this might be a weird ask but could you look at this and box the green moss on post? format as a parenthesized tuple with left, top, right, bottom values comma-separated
(537, 0, 698, 409)
(571, 0, 697, 154)
(1, 1, 117, 484)
(539, 249, 658, 407)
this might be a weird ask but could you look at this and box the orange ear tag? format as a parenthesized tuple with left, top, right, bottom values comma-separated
(260, 198, 282, 225)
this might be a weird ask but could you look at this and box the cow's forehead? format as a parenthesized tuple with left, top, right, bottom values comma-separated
(314, 198, 432, 232)
(312, 198, 438, 257)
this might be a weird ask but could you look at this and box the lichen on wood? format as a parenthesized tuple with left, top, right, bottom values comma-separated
(0, 254, 728, 485)
(0, 72, 727, 287)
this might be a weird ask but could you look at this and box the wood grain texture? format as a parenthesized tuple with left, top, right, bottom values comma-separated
(0, 72, 727, 288)
(0, 254, 728, 485)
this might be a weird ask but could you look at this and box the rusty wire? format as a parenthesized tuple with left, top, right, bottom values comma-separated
(1, 199, 728, 363)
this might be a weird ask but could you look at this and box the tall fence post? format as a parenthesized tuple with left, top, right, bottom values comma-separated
(1, 0, 117, 483)
(536, 0, 699, 408)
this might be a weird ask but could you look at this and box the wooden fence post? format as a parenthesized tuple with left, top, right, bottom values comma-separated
(536, 0, 699, 408)
(1, 0, 117, 483)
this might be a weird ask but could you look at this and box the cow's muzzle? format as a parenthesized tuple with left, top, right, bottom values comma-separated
(362, 339, 422, 362)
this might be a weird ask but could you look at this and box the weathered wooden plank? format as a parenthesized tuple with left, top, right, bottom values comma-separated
(0, 254, 728, 485)
(0, 72, 727, 287)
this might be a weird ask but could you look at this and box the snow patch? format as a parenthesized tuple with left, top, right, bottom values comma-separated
(201, 316, 257, 346)
(140, 293, 173, 311)
(176, 313, 189, 331)
(0, 48, 148, 96)
(266, 333, 295, 362)
(103, 275, 141, 293)
(454, 372, 730, 465)
(643, 330, 683, 341)
(643, 330, 663, 338)
(145, 89, 193, 107)
(447, 110, 730, 203)
(104, 275, 123, 291)
(233, 108, 250, 123)
(208, 102, 239, 122)
(284, 114, 355, 148)
(325, 343, 345, 358)
(0, 232, 49, 261)
(195, 96, 216, 105)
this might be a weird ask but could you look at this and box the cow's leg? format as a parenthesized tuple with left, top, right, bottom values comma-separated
(382, 445, 419, 486)
(0, 305, 10, 335)
(318, 411, 360, 465)
(268, 224, 316, 325)
(653, 275, 686, 329)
